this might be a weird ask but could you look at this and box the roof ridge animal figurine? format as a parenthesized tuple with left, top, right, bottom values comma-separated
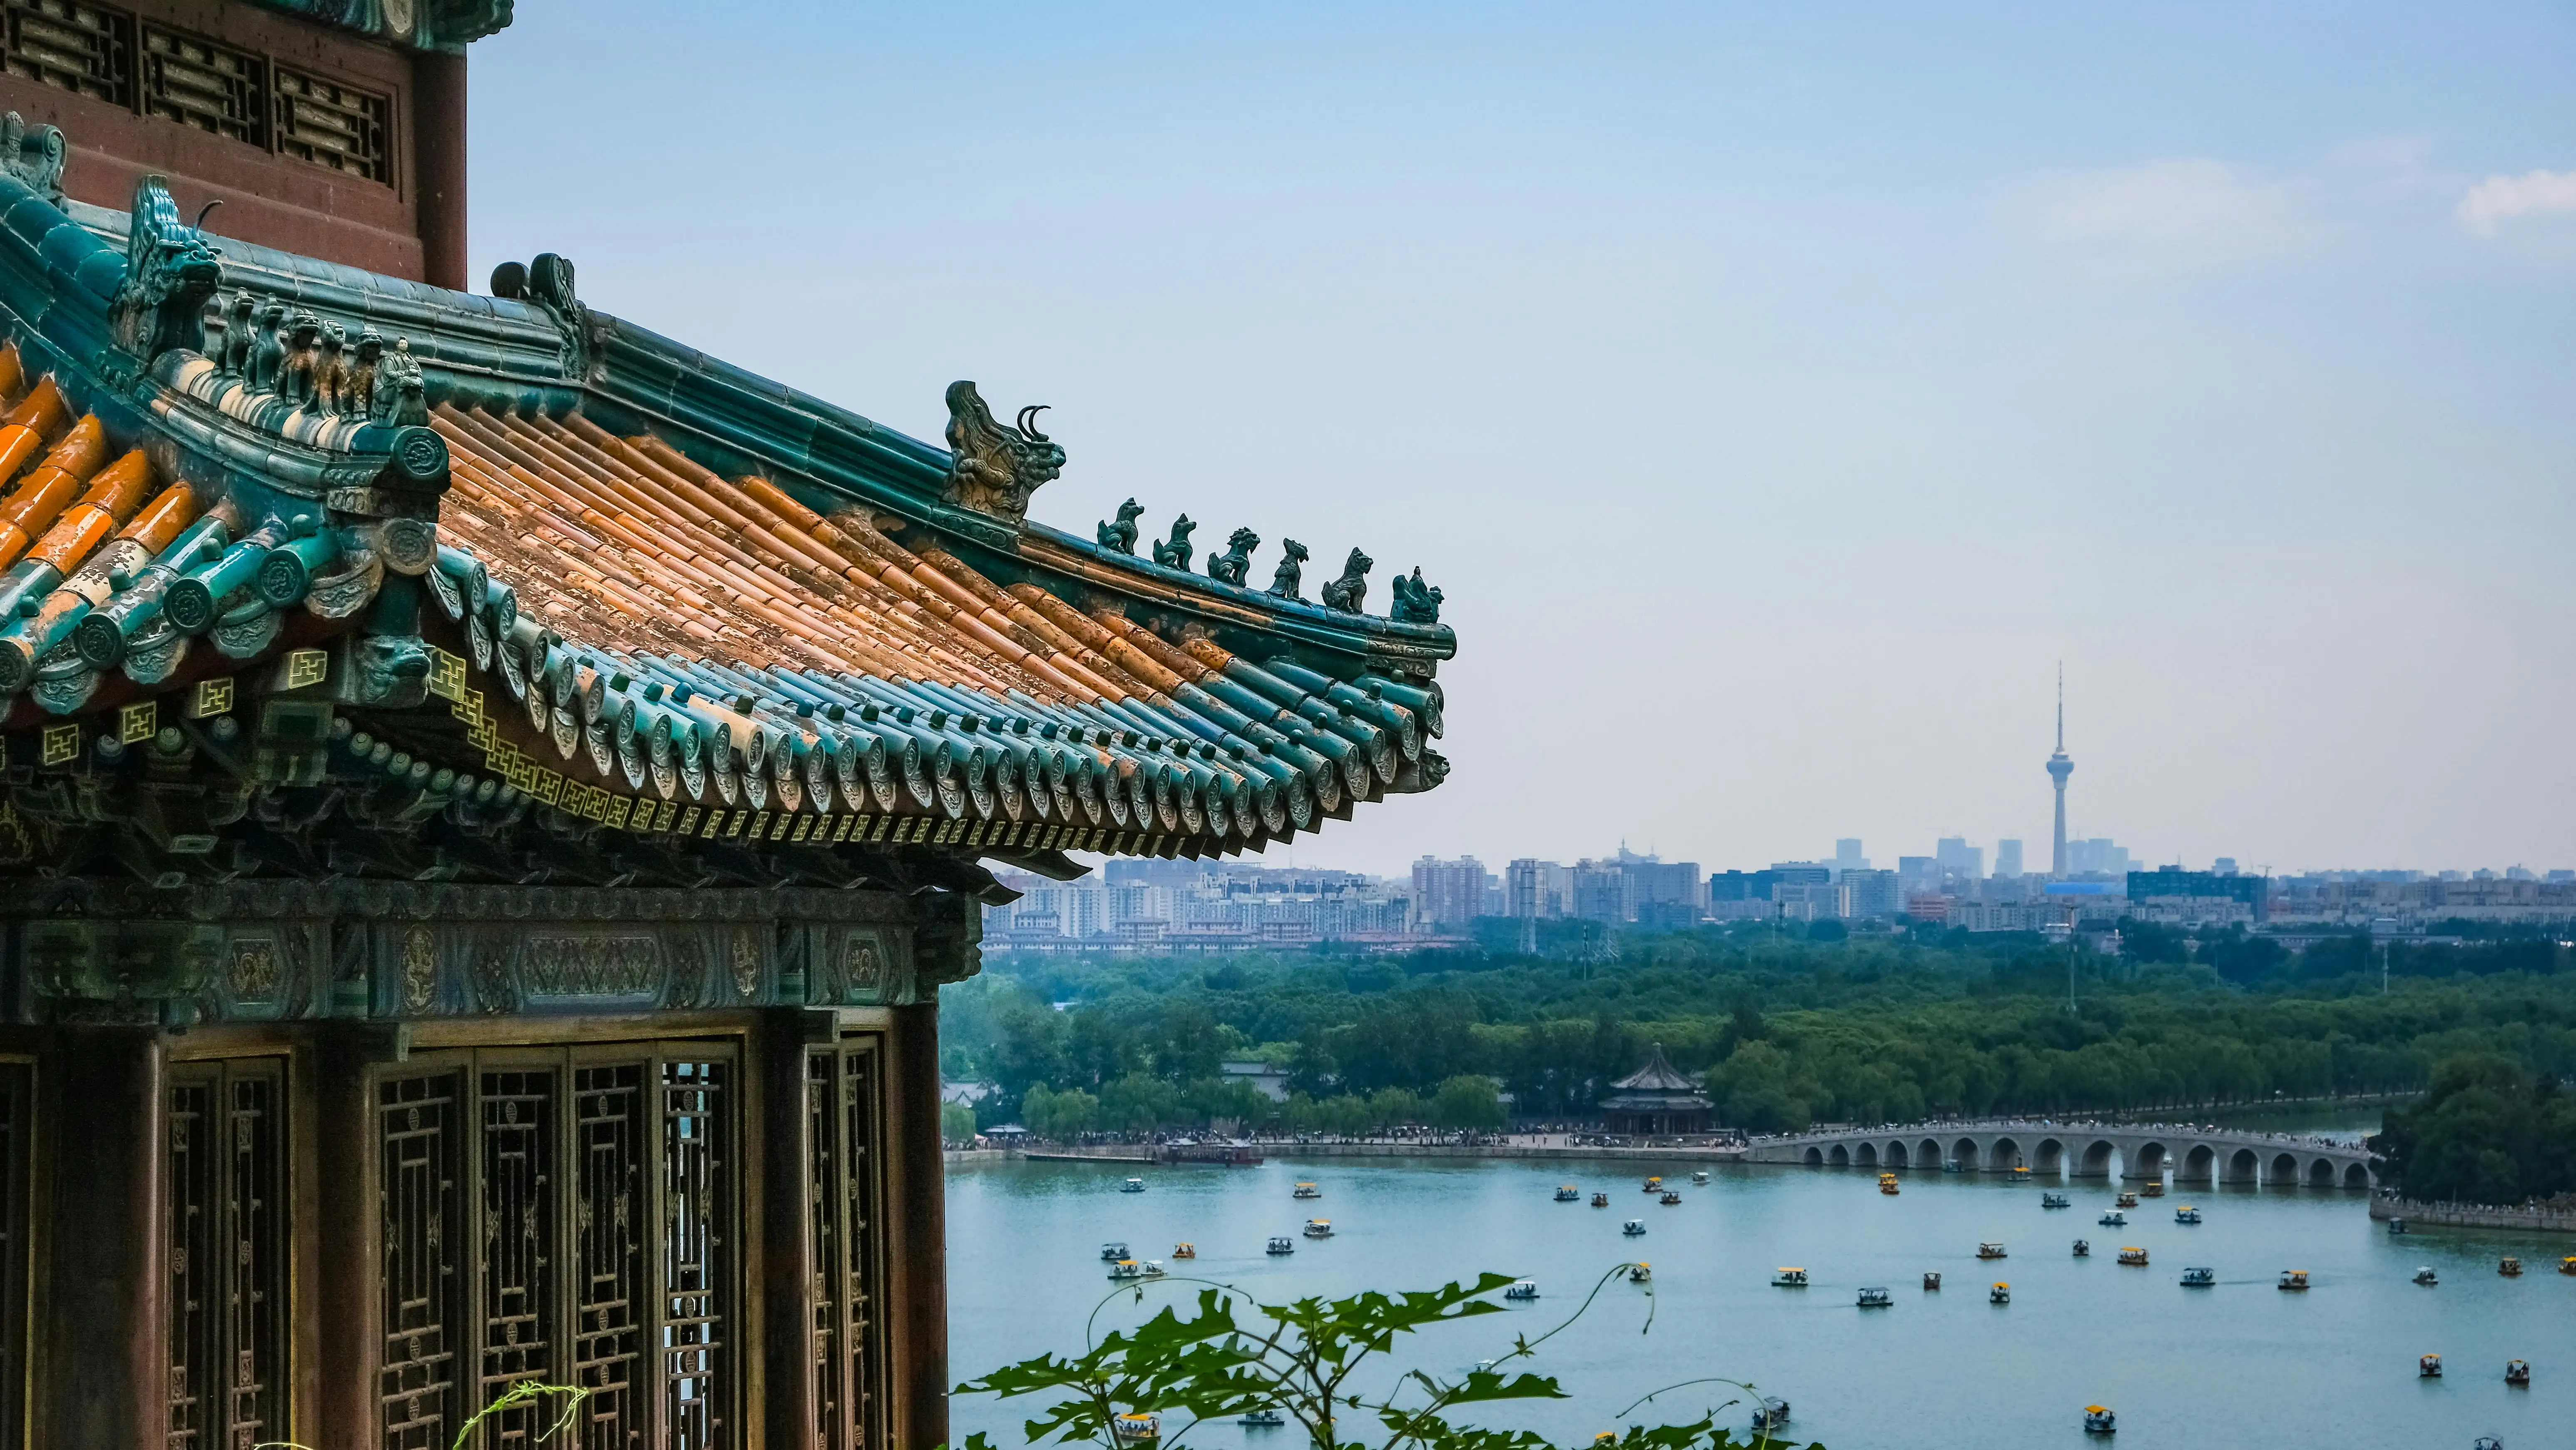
(1268, 539, 1309, 599)
(1207, 527, 1259, 586)
(941, 380, 1065, 525)
(1097, 497, 1143, 553)
(1152, 515, 1196, 570)
(1389, 566, 1442, 624)
(107, 174, 222, 366)
(1320, 547, 1372, 613)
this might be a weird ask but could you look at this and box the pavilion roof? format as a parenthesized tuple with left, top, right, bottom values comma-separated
(1609, 1043, 1703, 1094)
(0, 136, 1453, 887)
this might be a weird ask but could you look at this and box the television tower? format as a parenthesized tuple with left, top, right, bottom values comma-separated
(2046, 664, 2074, 875)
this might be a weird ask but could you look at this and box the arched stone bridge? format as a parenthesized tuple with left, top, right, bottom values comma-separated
(1744, 1120, 2375, 1189)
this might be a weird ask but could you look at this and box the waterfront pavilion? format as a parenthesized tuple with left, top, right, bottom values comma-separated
(0, 4, 1455, 1446)
(1600, 1043, 1713, 1136)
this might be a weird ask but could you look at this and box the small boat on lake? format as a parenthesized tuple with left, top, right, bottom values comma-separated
(1555, 1185, 1581, 1201)
(2012, 1165, 2031, 1178)
(1302, 1219, 1332, 1239)
(1504, 1279, 1540, 1301)
(1989, 1281, 2011, 1304)
(2174, 1206, 2201, 1224)
(2098, 1210, 2127, 1227)
(2117, 1247, 2148, 1266)
(1750, 1398, 1790, 1433)
(1658, 1190, 1682, 1205)
(1241, 1409, 1285, 1427)
(2083, 1405, 2116, 1435)
(2278, 1269, 2309, 1291)
(2116, 1192, 2139, 1209)
(2506, 1359, 2531, 1386)
(1171, 1243, 1195, 1259)
(2419, 1353, 2442, 1378)
(2072, 1239, 2090, 1258)
(1977, 1242, 2007, 1260)
(1114, 1412, 1160, 1443)
(1772, 1266, 1808, 1287)
(1293, 1181, 1321, 1200)
(1642, 1176, 1663, 1192)
(2499, 1256, 2522, 1277)
(1100, 1241, 1130, 1261)
(1629, 1263, 1652, 1283)
(2562, 1256, 2576, 1275)
(2042, 1193, 2070, 1209)
(1856, 1286, 1892, 1308)
(1591, 1192, 1611, 1207)
(1623, 1219, 1647, 1237)
(2141, 1180, 2164, 1198)
(1107, 1258, 1149, 1280)
(1879, 1173, 1900, 1196)
(1943, 1158, 1964, 1173)
(2387, 1217, 2407, 1234)
(2413, 1266, 2438, 1286)
(1922, 1271, 1942, 1289)
(1121, 1177, 1146, 1194)
(1692, 1170, 1710, 1184)
(1266, 1236, 1295, 1255)
(2180, 1266, 2215, 1288)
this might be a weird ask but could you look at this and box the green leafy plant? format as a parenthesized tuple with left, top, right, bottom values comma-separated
(250, 1381, 590, 1450)
(954, 1267, 1815, 1450)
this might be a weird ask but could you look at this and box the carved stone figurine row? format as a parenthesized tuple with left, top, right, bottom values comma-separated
(203, 292, 427, 427)
(1095, 497, 1441, 623)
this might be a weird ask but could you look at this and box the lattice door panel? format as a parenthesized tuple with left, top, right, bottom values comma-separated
(381, 1072, 467, 1450)
(166, 1059, 287, 1450)
(808, 1044, 887, 1450)
(0, 1063, 30, 1450)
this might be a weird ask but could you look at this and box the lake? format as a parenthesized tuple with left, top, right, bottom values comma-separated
(947, 1139, 2556, 1450)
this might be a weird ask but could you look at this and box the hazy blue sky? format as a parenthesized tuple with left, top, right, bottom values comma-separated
(470, 2, 2575, 878)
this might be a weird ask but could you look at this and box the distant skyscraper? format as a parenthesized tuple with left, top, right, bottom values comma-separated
(2046, 665, 2074, 875)
(1936, 837, 1983, 880)
(1995, 840, 2024, 879)
(1834, 838, 1869, 875)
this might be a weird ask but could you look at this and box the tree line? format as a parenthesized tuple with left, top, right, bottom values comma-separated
(940, 923, 2576, 1135)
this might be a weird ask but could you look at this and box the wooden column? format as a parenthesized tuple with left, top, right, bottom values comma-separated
(312, 1027, 380, 1448)
(33, 1027, 162, 1450)
(413, 50, 471, 292)
(758, 1009, 819, 1450)
(893, 1000, 949, 1450)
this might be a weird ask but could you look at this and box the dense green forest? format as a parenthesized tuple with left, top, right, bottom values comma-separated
(2370, 1053, 2576, 1204)
(941, 922, 2576, 1135)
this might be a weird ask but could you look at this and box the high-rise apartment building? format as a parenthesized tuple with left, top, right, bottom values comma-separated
(1936, 837, 1985, 880)
(1411, 856, 1494, 929)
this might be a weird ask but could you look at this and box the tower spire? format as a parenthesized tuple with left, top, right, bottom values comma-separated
(2056, 661, 2064, 752)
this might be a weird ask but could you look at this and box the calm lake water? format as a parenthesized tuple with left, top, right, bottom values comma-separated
(948, 1139, 2558, 1450)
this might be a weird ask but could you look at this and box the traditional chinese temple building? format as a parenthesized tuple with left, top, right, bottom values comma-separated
(1598, 1045, 1712, 1137)
(0, 5, 1455, 1448)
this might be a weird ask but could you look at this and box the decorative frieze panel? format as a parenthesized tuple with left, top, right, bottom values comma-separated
(0, 880, 970, 1025)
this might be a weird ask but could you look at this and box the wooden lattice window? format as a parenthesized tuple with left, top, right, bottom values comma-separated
(166, 1059, 289, 1450)
(273, 63, 388, 182)
(808, 1042, 887, 1450)
(2, 0, 134, 106)
(0, 1062, 29, 1450)
(380, 1048, 736, 1450)
(141, 24, 263, 145)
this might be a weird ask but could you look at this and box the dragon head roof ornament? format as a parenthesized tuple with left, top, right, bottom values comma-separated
(941, 381, 1064, 525)
(108, 176, 223, 368)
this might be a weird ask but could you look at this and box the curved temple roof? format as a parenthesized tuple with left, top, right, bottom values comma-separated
(0, 118, 1454, 891)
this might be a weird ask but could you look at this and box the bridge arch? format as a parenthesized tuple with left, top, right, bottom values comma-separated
(2305, 1157, 2337, 1187)
(2179, 1144, 2216, 1184)
(1828, 1144, 1850, 1168)
(2342, 1162, 2371, 1189)
(1987, 1137, 2022, 1172)
(1920, 1138, 1943, 1169)
(1884, 1140, 1910, 1169)
(2077, 1140, 2117, 1178)
(2033, 1138, 2066, 1174)
(2130, 1142, 2168, 1181)
(1953, 1137, 1980, 1170)
(2224, 1148, 2259, 1184)
(1804, 1146, 1824, 1167)
(1855, 1142, 1879, 1168)
(2270, 1153, 2299, 1186)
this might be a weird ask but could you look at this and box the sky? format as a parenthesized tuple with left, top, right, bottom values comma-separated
(467, 2, 2576, 879)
